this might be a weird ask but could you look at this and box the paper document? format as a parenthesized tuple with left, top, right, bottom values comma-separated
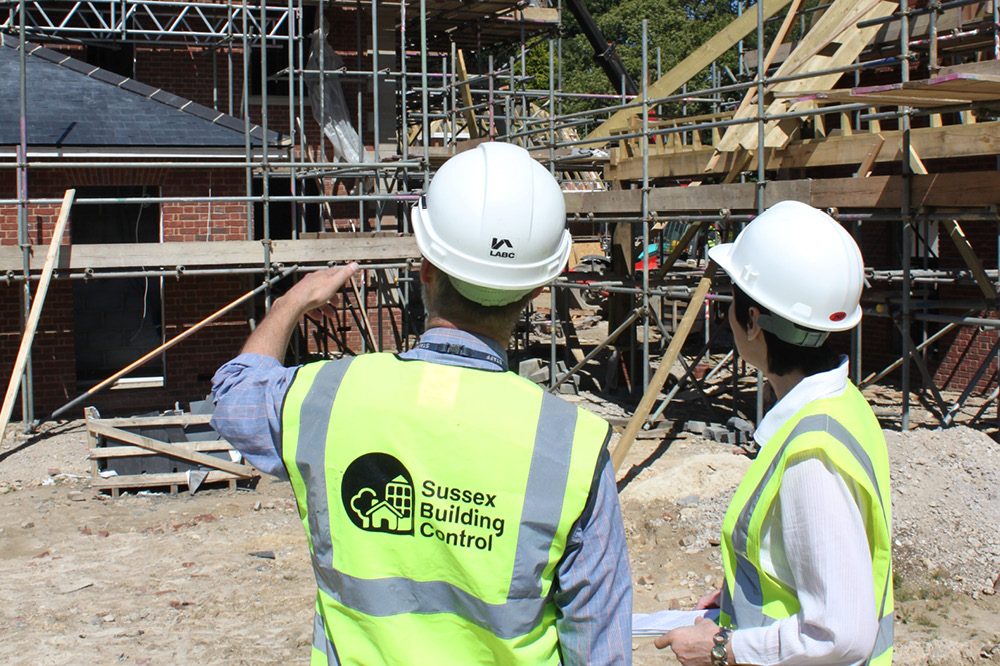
(632, 608, 721, 637)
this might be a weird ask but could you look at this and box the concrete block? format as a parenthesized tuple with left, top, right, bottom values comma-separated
(686, 420, 707, 435)
(703, 425, 729, 443)
(727, 416, 754, 434)
(518, 358, 544, 378)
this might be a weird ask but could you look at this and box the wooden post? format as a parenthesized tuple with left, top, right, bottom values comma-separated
(0, 190, 75, 441)
(455, 50, 480, 140)
(611, 264, 716, 471)
(705, 0, 803, 172)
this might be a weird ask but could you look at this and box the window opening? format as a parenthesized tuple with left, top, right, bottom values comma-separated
(71, 186, 164, 387)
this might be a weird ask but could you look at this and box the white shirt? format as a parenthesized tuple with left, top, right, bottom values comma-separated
(731, 357, 880, 666)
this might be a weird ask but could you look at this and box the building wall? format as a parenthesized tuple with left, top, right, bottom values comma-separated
(0, 167, 249, 246)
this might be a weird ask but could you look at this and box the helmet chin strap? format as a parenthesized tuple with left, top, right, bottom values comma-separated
(756, 313, 829, 348)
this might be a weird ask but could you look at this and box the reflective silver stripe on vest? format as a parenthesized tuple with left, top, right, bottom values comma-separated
(291, 359, 583, 640)
(313, 610, 340, 665)
(509, 391, 578, 598)
(871, 612, 894, 660)
(295, 359, 357, 570)
(728, 414, 892, 662)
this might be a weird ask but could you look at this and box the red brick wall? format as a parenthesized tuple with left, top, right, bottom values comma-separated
(855, 217, 1000, 396)
(0, 167, 250, 246)
(0, 276, 252, 420)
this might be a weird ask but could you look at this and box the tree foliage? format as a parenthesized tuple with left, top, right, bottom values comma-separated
(532, 0, 743, 120)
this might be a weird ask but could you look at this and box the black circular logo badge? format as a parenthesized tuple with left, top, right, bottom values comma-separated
(341, 453, 414, 535)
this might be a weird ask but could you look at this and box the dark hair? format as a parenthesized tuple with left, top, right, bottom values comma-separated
(731, 284, 840, 377)
(422, 267, 534, 338)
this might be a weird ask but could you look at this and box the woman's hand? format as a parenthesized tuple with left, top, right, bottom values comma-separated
(696, 589, 721, 610)
(654, 616, 726, 666)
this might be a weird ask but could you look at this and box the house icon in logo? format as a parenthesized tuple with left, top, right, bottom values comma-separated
(341, 453, 415, 535)
(350, 476, 413, 533)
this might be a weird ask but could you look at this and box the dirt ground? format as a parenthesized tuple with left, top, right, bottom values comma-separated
(2, 356, 999, 664)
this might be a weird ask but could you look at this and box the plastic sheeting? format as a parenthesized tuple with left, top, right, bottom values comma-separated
(305, 28, 371, 165)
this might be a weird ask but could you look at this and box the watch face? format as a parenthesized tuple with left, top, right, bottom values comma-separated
(711, 645, 727, 661)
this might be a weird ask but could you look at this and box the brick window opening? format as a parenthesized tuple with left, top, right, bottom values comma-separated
(71, 186, 164, 388)
(252, 177, 322, 240)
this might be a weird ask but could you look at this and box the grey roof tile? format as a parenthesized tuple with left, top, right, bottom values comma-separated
(0, 38, 281, 149)
(29, 46, 67, 65)
(119, 79, 157, 97)
(89, 69, 127, 86)
(149, 89, 187, 108)
(59, 58, 97, 75)
(184, 102, 224, 123)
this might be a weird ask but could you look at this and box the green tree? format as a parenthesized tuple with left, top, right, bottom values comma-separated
(542, 0, 741, 120)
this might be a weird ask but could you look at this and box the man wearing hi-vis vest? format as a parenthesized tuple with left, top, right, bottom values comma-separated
(656, 201, 893, 666)
(211, 142, 632, 665)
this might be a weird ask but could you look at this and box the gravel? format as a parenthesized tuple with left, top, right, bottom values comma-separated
(887, 425, 1000, 597)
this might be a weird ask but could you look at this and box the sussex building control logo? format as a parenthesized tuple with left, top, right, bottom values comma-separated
(341, 453, 414, 535)
(341, 454, 506, 552)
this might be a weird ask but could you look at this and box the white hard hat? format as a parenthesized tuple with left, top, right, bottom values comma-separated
(411, 142, 571, 306)
(708, 200, 865, 341)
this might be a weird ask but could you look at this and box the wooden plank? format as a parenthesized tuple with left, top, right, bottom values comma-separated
(455, 50, 480, 140)
(855, 134, 885, 177)
(908, 145, 930, 175)
(811, 172, 1000, 209)
(0, 190, 75, 439)
(92, 470, 241, 490)
(608, 121, 1000, 181)
(705, 0, 803, 171)
(611, 264, 717, 471)
(570, 171, 1000, 216)
(755, 0, 897, 150)
(717, 0, 896, 154)
(942, 219, 999, 300)
(787, 90, 970, 106)
(818, 73, 1000, 107)
(90, 441, 236, 459)
(89, 422, 254, 478)
(0, 235, 420, 272)
(584, 0, 794, 145)
(938, 60, 1000, 78)
(89, 413, 214, 428)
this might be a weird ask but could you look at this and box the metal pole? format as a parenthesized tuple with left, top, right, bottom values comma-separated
(260, 0, 273, 310)
(420, 0, 429, 183)
(641, 20, 651, 391)
(901, 5, 912, 430)
(241, 0, 257, 331)
(17, 0, 33, 425)
(755, 0, 766, 424)
(549, 39, 558, 389)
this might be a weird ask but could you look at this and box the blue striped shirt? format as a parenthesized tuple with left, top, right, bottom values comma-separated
(210, 327, 632, 665)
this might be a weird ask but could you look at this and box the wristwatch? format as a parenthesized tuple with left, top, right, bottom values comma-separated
(710, 627, 732, 666)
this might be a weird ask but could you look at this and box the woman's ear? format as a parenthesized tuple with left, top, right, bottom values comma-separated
(746, 306, 762, 341)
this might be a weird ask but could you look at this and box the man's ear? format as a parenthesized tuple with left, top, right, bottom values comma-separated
(419, 259, 434, 285)
(531, 286, 543, 299)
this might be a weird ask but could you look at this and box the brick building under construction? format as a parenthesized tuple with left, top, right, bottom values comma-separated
(2, 0, 1000, 436)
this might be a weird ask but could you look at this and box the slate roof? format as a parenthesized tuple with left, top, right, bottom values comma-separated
(0, 33, 282, 149)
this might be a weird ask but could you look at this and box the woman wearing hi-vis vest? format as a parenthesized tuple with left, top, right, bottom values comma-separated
(656, 201, 893, 666)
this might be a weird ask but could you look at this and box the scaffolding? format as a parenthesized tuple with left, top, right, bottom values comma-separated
(2, 0, 1000, 437)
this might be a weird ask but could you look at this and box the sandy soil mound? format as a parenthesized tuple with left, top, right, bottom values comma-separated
(886, 425, 1000, 597)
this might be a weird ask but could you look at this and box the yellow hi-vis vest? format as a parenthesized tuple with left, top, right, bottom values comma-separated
(281, 353, 611, 666)
(719, 382, 893, 665)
